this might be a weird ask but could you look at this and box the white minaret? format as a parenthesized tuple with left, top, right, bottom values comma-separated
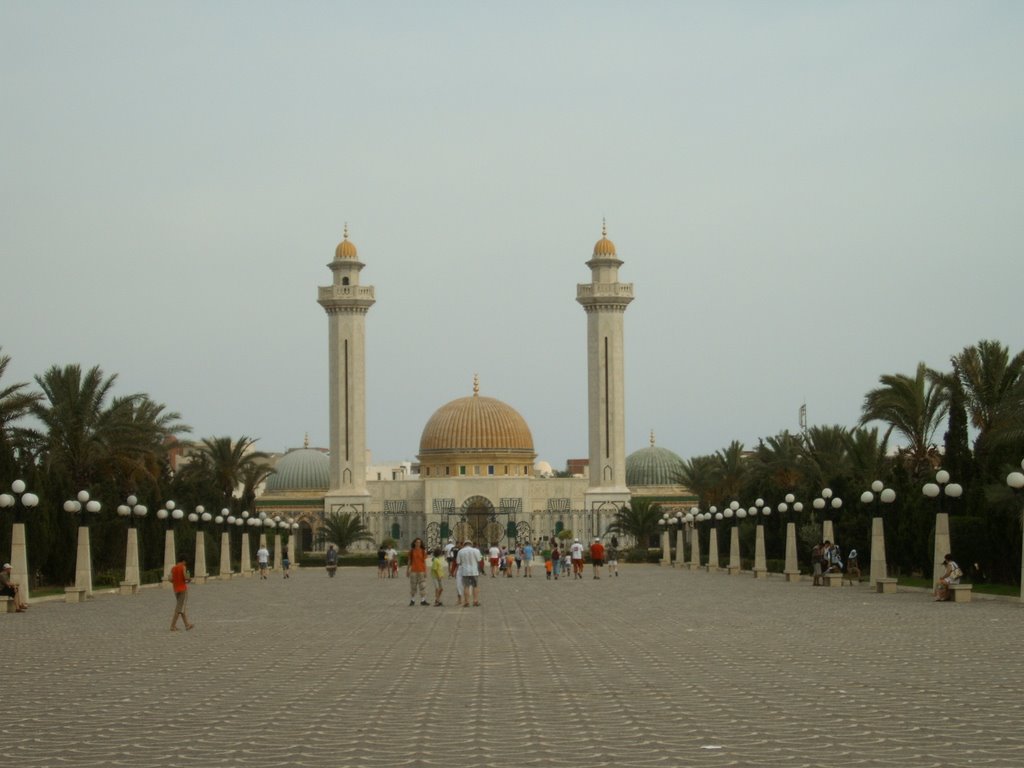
(576, 221, 633, 511)
(319, 225, 375, 513)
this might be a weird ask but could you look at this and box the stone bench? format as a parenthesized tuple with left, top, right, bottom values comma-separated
(784, 571, 801, 583)
(64, 586, 88, 603)
(875, 578, 898, 594)
(948, 583, 973, 603)
(119, 581, 139, 595)
(823, 572, 845, 588)
(1, 596, 17, 613)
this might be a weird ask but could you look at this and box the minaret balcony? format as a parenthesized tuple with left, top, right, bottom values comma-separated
(318, 284, 376, 310)
(576, 283, 634, 300)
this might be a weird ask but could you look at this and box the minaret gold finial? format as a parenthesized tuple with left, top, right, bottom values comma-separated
(473, 373, 479, 396)
(650, 429, 655, 447)
(343, 222, 349, 240)
(304, 432, 310, 449)
(602, 217, 607, 237)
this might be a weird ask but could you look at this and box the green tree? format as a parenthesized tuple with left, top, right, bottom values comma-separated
(0, 348, 41, 478)
(860, 362, 948, 477)
(319, 511, 374, 553)
(605, 498, 662, 548)
(188, 436, 269, 511)
(677, 454, 719, 508)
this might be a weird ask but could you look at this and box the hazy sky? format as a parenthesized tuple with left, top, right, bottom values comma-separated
(2, 2, 1021, 467)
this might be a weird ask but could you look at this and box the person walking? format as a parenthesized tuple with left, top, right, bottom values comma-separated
(523, 541, 534, 577)
(551, 543, 561, 580)
(406, 537, 429, 606)
(607, 536, 620, 577)
(282, 549, 291, 579)
(570, 538, 584, 579)
(325, 544, 338, 577)
(456, 539, 483, 607)
(430, 547, 446, 605)
(169, 554, 195, 631)
(590, 537, 605, 579)
(256, 545, 270, 579)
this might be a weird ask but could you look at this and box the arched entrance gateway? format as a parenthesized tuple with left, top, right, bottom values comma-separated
(424, 496, 532, 551)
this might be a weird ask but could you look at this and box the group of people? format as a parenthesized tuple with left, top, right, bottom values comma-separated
(404, 537, 483, 607)
(376, 544, 400, 578)
(810, 540, 848, 586)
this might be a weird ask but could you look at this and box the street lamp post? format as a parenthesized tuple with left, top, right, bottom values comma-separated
(273, 516, 284, 572)
(726, 501, 741, 575)
(116, 495, 147, 594)
(1006, 460, 1024, 601)
(63, 489, 102, 600)
(922, 470, 963, 590)
(780, 494, 803, 582)
(189, 506, 212, 584)
(219, 508, 233, 579)
(752, 498, 770, 579)
(813, 488, 842, 546)
(158, 501, 184, 586)
(686, 508, 700, 571)
(706, 507, 721, 572)
(289, 521, 299, 565)
(240, 512, 253, 576)
(658, 513, 671, 566)
(862, 481, 896, 587)
(0, 480, 40, 605)
(258, 512, 268, 549)
(673, 510, 685, 567)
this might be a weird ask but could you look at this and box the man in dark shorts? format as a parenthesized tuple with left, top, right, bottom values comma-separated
(590, 538, 606, 579)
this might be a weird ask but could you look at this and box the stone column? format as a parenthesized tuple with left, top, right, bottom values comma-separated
(753, 524, 767, 579)
(728, 526, 740, 575)
(869, 517, 888, 584)
(274, 533, 283, 572)
(73, 525, 93, 595)
(219, 531, 232, 579)
(784, 522, 800, 581)
(240, 531, 252, 576)
(10, 522, 30, 604)
(193, 531, 208, 584)
(933, 512, 951, 589)
(675, 526, 685, 567)
(822, 519, 835, 547)
(162, 529, 176, 587)
(689, 526, 701, 571)
(706, 526, 719, 572)
(660, 528, 671, 566)
(288, 535, 296, 568)
(121, 527, 140, 594)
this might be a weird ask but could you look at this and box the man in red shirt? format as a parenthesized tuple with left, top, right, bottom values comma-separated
(169, 554, 195, 631)
(590, 538, 606, 580)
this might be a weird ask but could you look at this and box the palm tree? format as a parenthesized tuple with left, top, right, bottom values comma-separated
(677, 454, 718, 509)
(605, 498, 662, 548)
(0, 348, 41, 477)
(860, 362, 948, 476)
(713, 440, 747, 503)
(238, 461, 276, 513)
(951, 340, 1024, 471)
(746, 431, 806, 498)
(191, 436, 269, 511)
(844, 426, 891, 489)
(319, 511, 373, 553)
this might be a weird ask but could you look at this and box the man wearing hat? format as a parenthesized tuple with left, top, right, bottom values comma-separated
(569, 538, 585, 579)
(0, 563, 29, 612)
(456, 539, 483, 607)
(590, 538, 605, 579)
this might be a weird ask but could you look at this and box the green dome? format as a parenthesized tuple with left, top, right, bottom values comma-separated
(626, 445, 685, 487)
(265, 448, 329, 491)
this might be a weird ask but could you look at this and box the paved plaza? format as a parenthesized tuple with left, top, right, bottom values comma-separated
(3, 564, 1023, 767)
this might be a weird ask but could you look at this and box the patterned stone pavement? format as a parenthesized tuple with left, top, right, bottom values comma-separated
(2, 565, 1023, 767)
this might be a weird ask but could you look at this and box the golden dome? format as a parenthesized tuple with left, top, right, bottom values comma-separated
(419, 377, 535, 458)
(593, 218, 616, 257)
(334, 223, 358, 260)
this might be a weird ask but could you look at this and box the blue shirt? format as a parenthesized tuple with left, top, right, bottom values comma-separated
(523, 544, 534, 560)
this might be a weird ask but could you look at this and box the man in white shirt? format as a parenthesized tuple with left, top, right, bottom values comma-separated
(456, 540, 483, 607)
(569, 538, 585, 579)
(256, 546, 270, 579)
(487, 543, 501, 578)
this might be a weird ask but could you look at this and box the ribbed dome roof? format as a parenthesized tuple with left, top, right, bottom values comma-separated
(626, 438, 685, 486)
(593, 219, 616, 257)
(419, 379, 534, 456)
(265, 448, 329, 491)
(334, 224, 358, 260)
